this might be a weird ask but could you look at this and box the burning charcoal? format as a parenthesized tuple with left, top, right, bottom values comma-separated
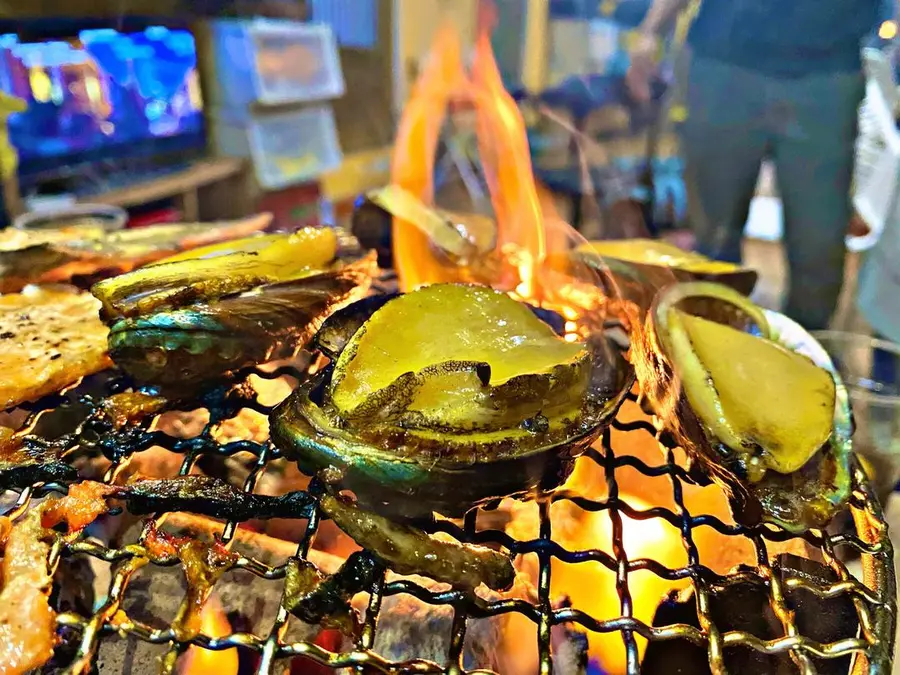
(642, 556, 858, 675)
(0, 431, 76, 491)
(776, 552, 860, 661)
(97, 516, 347, 674)
(283, 551, 380, 636)
(115, 475, 315, 521)
(42, 554, 97, 674)
(368, 577, 588, 674)
(320, 493, 515, 592)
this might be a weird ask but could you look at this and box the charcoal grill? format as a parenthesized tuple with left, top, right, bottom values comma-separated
(3, 318, 896, 674)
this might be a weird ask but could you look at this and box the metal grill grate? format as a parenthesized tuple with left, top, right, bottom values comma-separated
(5, 356, 896, 675)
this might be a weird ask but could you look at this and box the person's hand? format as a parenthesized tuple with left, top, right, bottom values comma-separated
(625, 31, 660, 104)
(848, 210, 872, 238)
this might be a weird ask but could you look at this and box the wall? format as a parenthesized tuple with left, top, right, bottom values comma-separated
(394, 0, 548, 106)
(394, 0, 478, 109)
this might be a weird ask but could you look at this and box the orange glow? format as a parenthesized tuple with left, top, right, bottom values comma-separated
(550, 494, 690, 674)
(547, 398, 811, 673)
(391, 22, 468, 291)
(470, 11, 546, 298)
(178, 595, 238, 675)
(391, 5, 552, 297)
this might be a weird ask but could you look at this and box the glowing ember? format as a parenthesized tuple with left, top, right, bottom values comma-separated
(177, 595, 238, 675)
(550, 493, 689, 674)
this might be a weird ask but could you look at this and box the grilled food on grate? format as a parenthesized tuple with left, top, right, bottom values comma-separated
(638, 281, 853, 532)
(0, 213, 272, 293)
(578, 239, 758, 302)
(94, 228, 377, 390)
(0, 427, 76, 491)
(0, 481, 113, 675)
(0, 286, 112, 411)
(319, 493, 515, 593)
(272, 283, 634, 521)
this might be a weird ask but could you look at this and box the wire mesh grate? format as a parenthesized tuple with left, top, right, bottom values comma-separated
(2, 354, 896, 675)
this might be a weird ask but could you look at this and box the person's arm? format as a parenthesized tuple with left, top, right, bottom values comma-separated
(625, 0, 692, 101)
(639, 0, 693, 37)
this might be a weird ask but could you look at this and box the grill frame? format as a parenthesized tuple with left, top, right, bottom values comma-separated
(4, 354, 896, 675)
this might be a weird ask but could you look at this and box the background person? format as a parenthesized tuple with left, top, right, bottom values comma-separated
(627, 0, 881, 330)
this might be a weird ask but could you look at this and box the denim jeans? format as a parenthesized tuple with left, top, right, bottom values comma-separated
(679, 56, 865, 331)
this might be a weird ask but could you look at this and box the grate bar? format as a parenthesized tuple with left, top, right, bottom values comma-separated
(0, 365, 889, 675)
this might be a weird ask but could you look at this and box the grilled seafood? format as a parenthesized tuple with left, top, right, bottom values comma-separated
(320, 493, 515, 592)
(638, 281, 852, 531)
(272, 283, 633, 520)
(283, 551, 379, 636)
(115, 475, 315, 521)
(93, 228, 341, 320)
(575, 240, 757, 317)
(0, 480, 113, 675)
(0, 286, 112, 411)
(0, 213, 271, 292)
(0, 428, 76, 491)
(94, 228, 377, 388)
(356, 185, 496, 264)
(143, 523, 238, 642)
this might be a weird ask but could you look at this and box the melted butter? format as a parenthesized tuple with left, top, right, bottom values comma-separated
(677, 310, 835, 474)
(582, 239, 740, 274)
(330, 284, 587, 414)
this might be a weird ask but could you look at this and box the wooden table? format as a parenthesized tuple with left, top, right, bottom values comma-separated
(84, 158, 247, 221)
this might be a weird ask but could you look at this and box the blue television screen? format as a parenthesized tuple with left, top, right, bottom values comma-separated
(0, 26, 204, 172)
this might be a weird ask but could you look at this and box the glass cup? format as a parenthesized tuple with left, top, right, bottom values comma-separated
(812, 331, 900, 506)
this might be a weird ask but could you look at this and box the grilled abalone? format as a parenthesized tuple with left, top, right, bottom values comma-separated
(639, 281, 852, 532)
(271, 283, 634, 520)
(93, 228, 376, 389)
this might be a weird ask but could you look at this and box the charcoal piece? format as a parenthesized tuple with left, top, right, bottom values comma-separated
(283, 551, 380, 635)
(642, 556, 859, 675)
(115, 475, 315, 521)
(41, 555, 97, 674)
(369, 587, 588, 674)
(777, 553, 860, 664)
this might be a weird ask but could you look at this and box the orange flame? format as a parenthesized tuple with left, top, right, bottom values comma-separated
(391, 6, 549, 296)
(470, 12, 545, 298)
(178, 595, 239, 675)
(391, 22, 468, 291)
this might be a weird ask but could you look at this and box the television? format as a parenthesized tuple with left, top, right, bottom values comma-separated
(0, 25, 205, 180)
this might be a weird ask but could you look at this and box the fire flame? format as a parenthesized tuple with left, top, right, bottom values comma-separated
(391, 22, 467, 291)
(391, 7, 548, 298)
(550, 493, 689, 674)
(389, 3, 632, 345)
(387, 8, 761, 674)
(178, 595, 238, 675)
